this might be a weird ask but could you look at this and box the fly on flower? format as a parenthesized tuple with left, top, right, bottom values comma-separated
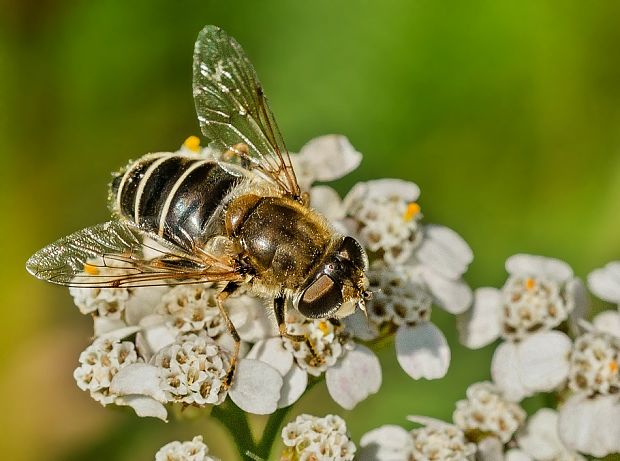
(25, 25, 371, 385)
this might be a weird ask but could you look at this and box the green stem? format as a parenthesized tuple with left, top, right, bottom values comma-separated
(211, 400, 257, 460)
(254, 407, 291, 460)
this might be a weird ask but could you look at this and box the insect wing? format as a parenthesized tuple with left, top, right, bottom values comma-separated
(193, 25, 301, 199)
(26, 221, 241, 288)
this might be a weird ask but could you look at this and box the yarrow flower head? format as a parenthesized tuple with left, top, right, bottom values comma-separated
(358, 417, 476, 461)
(154, 332, 231, 406)
(248, 311, 381, 410)
(459, 254, 584, 401)
(568, 330, 620, 396)
(557, 279, 620, 459)
(280, 414, 356, 461)
(346, 265, 451, 380)
(73, 337, 139, 405)
(155, 435, 219, 461)
(452, 381, 526, 443)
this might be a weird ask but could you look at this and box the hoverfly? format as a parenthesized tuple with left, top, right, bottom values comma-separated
(26, 25, 370, 383)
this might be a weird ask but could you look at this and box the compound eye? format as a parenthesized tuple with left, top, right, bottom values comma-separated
(296, 274, 343, 319)
(339, 236, 368, 271)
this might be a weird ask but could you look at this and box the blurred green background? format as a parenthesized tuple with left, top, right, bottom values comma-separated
(2, 0, 620, 459)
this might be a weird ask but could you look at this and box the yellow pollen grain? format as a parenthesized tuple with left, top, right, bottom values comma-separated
(183, 135, 201, 152)
(83, 263, 99, 275)
(403, 202, 421, 221)
(525, 278, 536, 290)
(610, 360, 618, 374)
(318, 321, 330, 335)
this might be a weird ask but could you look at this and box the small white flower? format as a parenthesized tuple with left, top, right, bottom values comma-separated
(358, 417, 476, 461)
(459, 254, 586, 348)
(516, 408, 585, 461)
(453, 381, 526, 443)
(558, 393, 620, 457)
(110, 332, 283, 417)
(587, 261, 620, 305)
(155, 435, 219, 461)
(342, 179, 423, 265)
(291, 135, 362, 192)
(154, 332, 230, 406)
(158, 285, 226, 336)
(73, 337, 139, 405)
(248, 312, 381, 410)
(334, 179, 473, 313)
(346, 266, 451, 381)
(568, 330, 620, 396)
(280, 414, 356, 461)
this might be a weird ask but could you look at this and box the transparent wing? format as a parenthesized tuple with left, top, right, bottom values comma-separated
(26, 221, 242, 288)
(193, 25, 301, 199)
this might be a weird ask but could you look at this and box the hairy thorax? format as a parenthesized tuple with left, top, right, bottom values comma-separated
(225, 194, 334, 290)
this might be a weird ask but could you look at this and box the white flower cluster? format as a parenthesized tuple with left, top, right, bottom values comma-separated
(409, 419, 476, 461)
(452, 381, 526, 443)
(358, 417, 476, 461)
(155, 333, 230, 406)
(280, 414, 356, 461)
(282, 310, 353, 376)
(154, 435, 218, 461)
(73, 337, 138, 405)
(459, 254, 583, 402)
(159, 285, 226, 337)
(568, 330, 620, 395)
(342, 179, 423, 265)
(453, 257, 620, 458)
(358, 382, 584, 461)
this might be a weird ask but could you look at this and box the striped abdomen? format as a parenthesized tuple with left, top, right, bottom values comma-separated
(110, 153, 242, 250)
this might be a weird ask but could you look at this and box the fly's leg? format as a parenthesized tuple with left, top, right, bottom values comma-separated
(274, 294, 319, 359)
(216, 282, 241, 388)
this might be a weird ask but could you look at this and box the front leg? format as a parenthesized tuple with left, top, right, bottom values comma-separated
(216, 281, 242, 387)
(273, 293, 318, 357)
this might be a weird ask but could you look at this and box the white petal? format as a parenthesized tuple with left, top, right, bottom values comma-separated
(477, 437, 505, 461)
(325, 344, 381, 410)
(517, 408, 564, 459)
(110, 363, 166, 402)
(229, 359, 283, 415)
(593, 309, 620, 339)
(310, 185, 346, 223)
(406, 415, 453, 428)
(231, 297, 277, 343)
(93, 317, 128, 337)
(506, 254, 573, 281)
(278, 365, 308, 408)
(518, 331, 571, 392)
(395, 323, 450, 380)
(559, 394, 620, 457)
(567, 278, 590, 336)
(115, 395, 168, 421)
(505, 449, 533, 461)
(492, 332, 571, 401)
(416, 224, 473, 280)
(491, 341, 529, 402)
(136, 315, 176, 361)
(343, 309, 379, 341)
(457, 287, 502, 349)
(420, 268, 473, 314)
(588, 262, 620, 304)
(124, 287, 168, 325)
(298, 135, 362, 182)
(363, 178, 420, 201)
(358, 425, 413, 461)
(246, 338, 294, 376)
